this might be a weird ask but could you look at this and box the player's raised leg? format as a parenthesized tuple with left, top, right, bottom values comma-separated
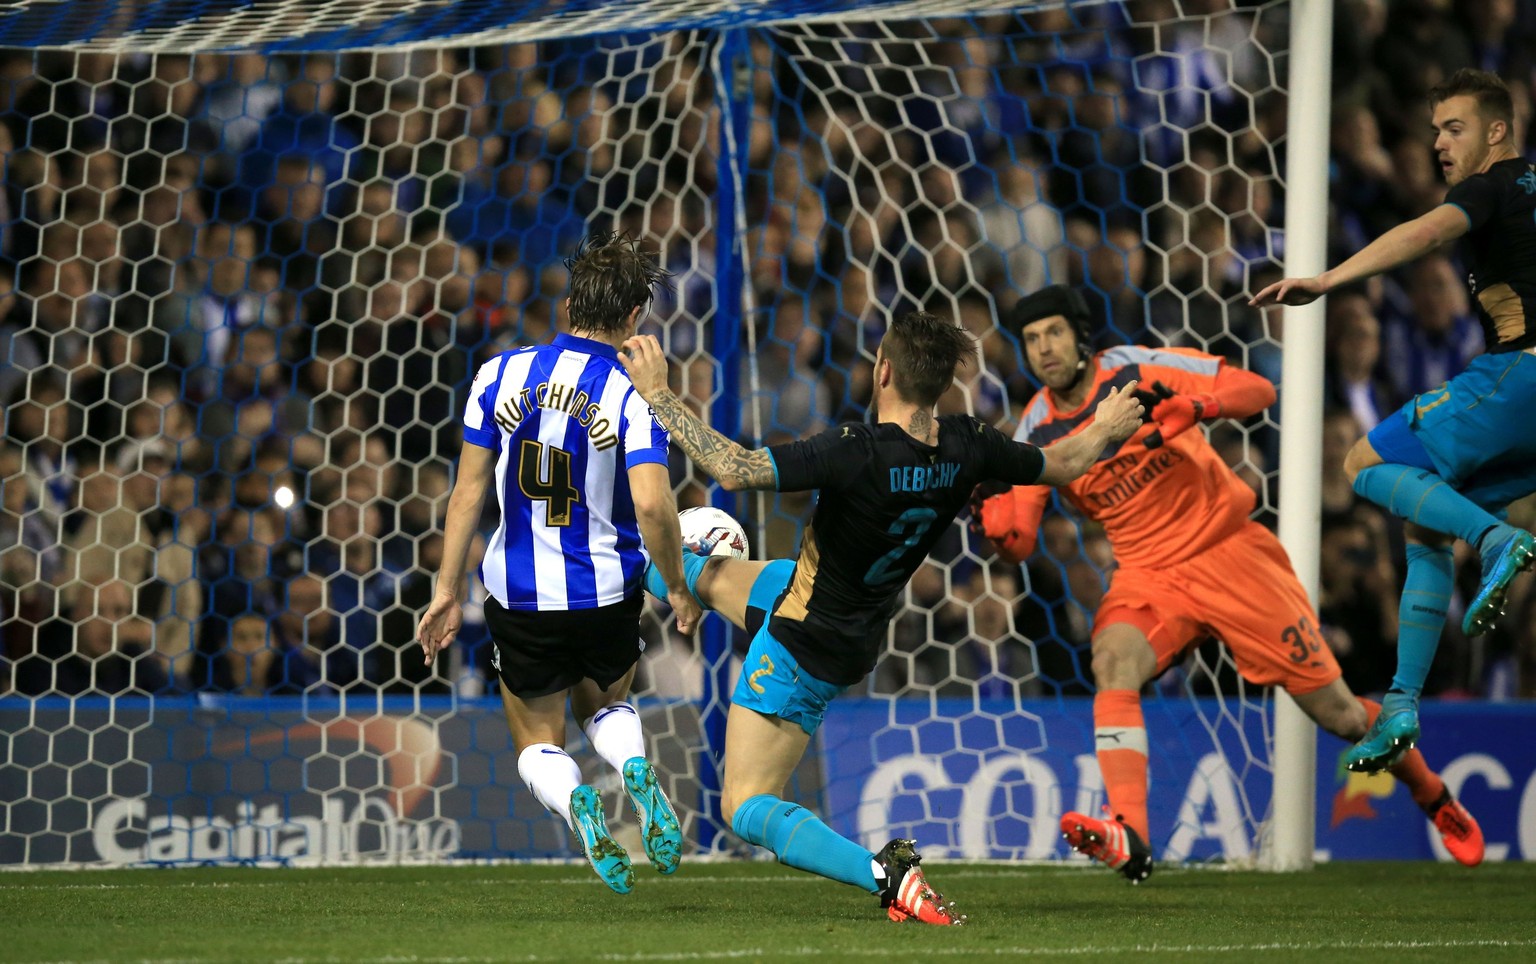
(1349, 395, 1535, 641)
(502, 680, 635, 894)
(1290, 678, 1484, 866)
(1060, 621, 1155, 883)
(722, 631, 962, 925)
(1342, 427, 1461, 769)
(572, 668, 683, 876)
(645, 546, 713, 609)
(1345, 422, 1481, 769)
(1251, 70, 1536, 639)
(646, 551, 789, 634)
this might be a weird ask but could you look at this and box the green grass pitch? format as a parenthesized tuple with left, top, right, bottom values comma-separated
(6, 861, 1535, 962)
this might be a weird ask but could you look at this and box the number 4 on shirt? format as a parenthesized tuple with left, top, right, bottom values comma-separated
(519, 439, 580, 526)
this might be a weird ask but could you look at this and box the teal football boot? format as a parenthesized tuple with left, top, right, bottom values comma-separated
(1346, 691, 1420, 774)
(621, 757, 683, 875)
(570, 785, 634, 894)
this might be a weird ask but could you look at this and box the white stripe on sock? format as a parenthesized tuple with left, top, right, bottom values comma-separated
(1094, 726, 1148, 755)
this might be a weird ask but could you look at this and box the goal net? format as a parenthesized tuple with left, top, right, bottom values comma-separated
(0, 0, 1295, 868)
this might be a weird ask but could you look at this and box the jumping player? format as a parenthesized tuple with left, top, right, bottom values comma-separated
(974, 285, 1484, 880)
(1252, 68, 1536, 773)
(619, 310, 1145, 924)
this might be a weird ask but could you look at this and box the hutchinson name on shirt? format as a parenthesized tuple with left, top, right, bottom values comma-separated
(494, 381, 622, 450)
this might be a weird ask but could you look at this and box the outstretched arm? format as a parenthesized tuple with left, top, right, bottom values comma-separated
(1142, 364, 1277, 448)
(1250, 204, 1468, 307)
(620, 334, 777, 491)
(1207, 364, 1277, 418)
(1035, 381, 1145, 485)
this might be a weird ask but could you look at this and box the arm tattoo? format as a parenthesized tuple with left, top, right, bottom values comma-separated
(648, 388, 777, 490)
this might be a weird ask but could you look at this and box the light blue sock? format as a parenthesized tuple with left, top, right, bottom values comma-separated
(731, 793, 879, 893)
(645, 551, 710, 606)
(1353, 464, 1503, 550)
(1391, 542, 1455, 699)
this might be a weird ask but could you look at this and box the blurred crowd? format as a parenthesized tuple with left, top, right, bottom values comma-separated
(0, 0, 1533, 705)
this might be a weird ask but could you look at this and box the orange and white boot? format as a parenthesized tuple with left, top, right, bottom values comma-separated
(874, 838, 965, 925)
(1061, 809, 1154, 883)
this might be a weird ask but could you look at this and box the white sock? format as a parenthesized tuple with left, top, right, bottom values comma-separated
(582, 701, 647, 773)
(517, 743, 581, 830)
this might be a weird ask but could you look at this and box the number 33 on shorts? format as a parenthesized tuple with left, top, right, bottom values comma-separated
(1281, 615, 1326, 666)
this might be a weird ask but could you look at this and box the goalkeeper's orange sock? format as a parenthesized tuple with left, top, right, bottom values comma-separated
(1360, 697, 1445, 808)
(1095, 689, 1150, 842)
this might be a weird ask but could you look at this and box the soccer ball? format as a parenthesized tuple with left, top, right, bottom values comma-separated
(679, 505, 750, 560)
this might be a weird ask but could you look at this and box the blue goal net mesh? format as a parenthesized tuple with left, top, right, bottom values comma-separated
(0, 0, 1290, 867)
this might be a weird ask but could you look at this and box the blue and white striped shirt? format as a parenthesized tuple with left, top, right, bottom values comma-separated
(462, 332, 670, 611)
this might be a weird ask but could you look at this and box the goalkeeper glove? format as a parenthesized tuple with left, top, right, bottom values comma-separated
(1142, 381, 1222, 449)
(968, 482, 1039, 565)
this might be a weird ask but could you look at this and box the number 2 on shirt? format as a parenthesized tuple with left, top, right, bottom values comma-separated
(863, 508, 938, 586)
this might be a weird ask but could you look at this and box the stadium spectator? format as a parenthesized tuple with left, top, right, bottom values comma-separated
(181, 223, 286, 399)
(1082, 223, 1152, 342)
(1324, 290, 1398, 432)
(221, 613, 279, 696)
(45, 578, 166, 697)
(237, 54, 358, 215)
(977, 160, 1067, 297)
(296, 331, 373, 439)
(309, 497, 413, 689)
(127, 376, 212, 479)
(1331, 103, 1401, 242)
(23, 256, 101, 375)
(206, 592, 322, 698)
(64, 442, 201, 688)
(0, 445, 57, 681)
(266, 573, 331, 694)
(1381, 254, 1485, 398)
(78, 317, 168, 450)
(201, 323, 306, 474)
(115, 57, 218, 192)
(196, 54, 285, 156)
(1320, 513, 1402, 696)
(0, 267, 35, 404)
(8, 373, 78, 540)
(1320, 409, 1403, 697)
(198, 503, 295, 682)
(1462, 0, 1524, 76)
(256, 155, 338, 290)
